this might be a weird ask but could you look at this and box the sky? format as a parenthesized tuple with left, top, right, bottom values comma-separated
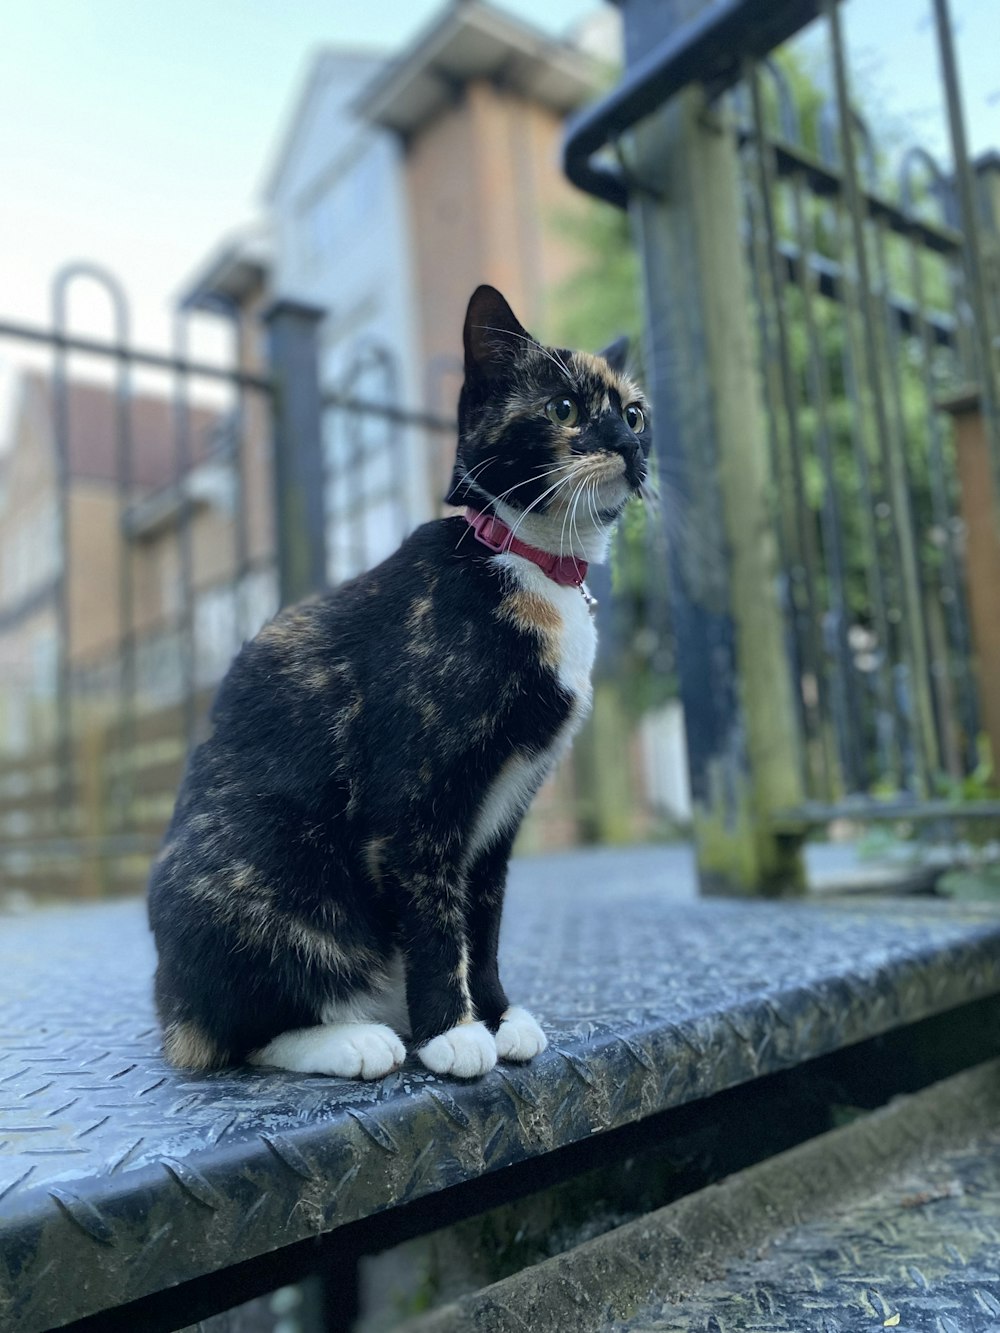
(0, 0, 594, 358)
(0, 0, 997, 390)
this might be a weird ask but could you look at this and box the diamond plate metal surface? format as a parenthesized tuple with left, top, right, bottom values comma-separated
(410, 1058, 1000, 1333)
(2, 846, 1000, 1331)
(621, 1129, 1000, 1331)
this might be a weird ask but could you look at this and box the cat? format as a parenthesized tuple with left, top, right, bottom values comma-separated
(147, 285, 650, 1080)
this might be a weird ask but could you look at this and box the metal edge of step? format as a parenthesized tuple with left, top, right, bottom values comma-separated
(403, 1056, 1000, 1333)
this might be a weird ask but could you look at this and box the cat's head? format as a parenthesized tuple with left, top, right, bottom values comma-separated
(448, 286, 651, 561)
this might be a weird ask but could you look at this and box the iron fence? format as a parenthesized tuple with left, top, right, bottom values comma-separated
(0, 269, 279, 897)
(0, 278, 466, 899)
(738, 51, 985, 803)
(9, 0, 998, 904)
(566, 0, 1000, 890)
(1, 260, 670, 903)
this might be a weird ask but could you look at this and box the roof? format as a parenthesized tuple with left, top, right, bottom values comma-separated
(176, 228, 272, 315)
(19, 372, 222, 490)
(353, 1, 602, 135)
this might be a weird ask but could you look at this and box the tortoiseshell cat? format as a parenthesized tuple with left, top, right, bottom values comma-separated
(148, 286, 650, 1080)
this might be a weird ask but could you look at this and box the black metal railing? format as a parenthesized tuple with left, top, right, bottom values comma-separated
(0, 269, 278, 896)
(565, 0, 1000, 888)
(0, 273, 464, 898)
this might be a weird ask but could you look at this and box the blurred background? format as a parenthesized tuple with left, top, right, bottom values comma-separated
(1, 0, 999, 908)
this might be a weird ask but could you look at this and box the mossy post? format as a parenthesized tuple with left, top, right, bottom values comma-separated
(264, 299, 328, 608)
(620, 0, 806, 895)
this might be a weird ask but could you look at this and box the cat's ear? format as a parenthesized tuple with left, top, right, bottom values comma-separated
(598, 335, 630, 374)
(464, 285, 533, 380)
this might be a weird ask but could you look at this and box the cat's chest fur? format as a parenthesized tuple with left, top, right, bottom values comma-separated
(495, 552, 597, 701)
(463, 551, 596, 867)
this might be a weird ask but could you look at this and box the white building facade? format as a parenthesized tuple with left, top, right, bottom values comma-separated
(264, 50, 430, 583)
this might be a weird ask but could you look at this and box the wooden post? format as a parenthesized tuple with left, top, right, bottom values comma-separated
(943, 390, 1000, 771)
(620, 0, 806, 895)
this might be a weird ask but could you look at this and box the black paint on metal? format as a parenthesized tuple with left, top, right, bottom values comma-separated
(0, 316, 271, 388)
(563, 0, 995, 821)
(746, 61, 834, 796)
(170, 313, 199, 749)
(263, 299, 329, 606)
(563, 0, 823, 208)
(54, 995, 1000, 1333)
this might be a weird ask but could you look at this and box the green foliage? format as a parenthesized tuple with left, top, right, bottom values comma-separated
(938, 864, 1000, 901)
(545, 199, 642, 359)
(607, 494, 676, 712)
(931, 736, 998, 803)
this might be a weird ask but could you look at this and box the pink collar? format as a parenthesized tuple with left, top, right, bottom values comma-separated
(464, 507, 588, 588)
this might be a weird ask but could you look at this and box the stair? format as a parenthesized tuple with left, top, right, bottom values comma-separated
(2, 847, 1000, 1330)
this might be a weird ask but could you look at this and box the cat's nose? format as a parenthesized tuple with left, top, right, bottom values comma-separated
(621, 441, 644, 483)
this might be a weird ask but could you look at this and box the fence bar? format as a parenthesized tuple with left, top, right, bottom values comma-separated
(869, 202, 942, 784)
(621, 0, 806, 895)
(50, 321, 74, 831)
(746, 61, 834, 797)
(740, 143, 807, 767)
(215, 298, 253, 642)
(899, 155, 980, 770)
(784, 161, 867, 793)
(320, 391, 456, 434)
(932, 0, 1000, 516)
(51, 264, 137, 838)
(825, 0, 939, 792)
(820, 189, 903, 784)
(113, 308, 137, 832)
(0, 317, 271, 391)
(345, 387, 367, 576)
(979, 156, 1000, 339)
(264, 300, 328, 606)
(171, 315, 199, 749)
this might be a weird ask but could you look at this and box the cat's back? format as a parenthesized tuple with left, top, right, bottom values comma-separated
(213, 520, 460, 706)
(233, 515, 593, 728)
(171, 519, 495, 786)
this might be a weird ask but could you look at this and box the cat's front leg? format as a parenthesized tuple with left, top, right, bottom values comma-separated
(465, 834, 548, 1065)
(391, 842, 498, 1079)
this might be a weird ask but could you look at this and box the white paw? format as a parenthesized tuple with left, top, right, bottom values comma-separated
(250, 1022, 405, 1079)
(495, 1006, 547, 1063)
(419, 1021, 497, 1078)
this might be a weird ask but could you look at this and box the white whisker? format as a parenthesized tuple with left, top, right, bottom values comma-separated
(489, 460, 577, 509)
(585, 478, 600, 534)
(559, 474, 589, 559)
(455, 454, 497, 493)
(505, 471, 580, 548)
(452, 457, 501, 550)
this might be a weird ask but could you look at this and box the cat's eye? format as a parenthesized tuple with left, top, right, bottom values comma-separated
(624, 403, 645, 434)
(545, 396, 579, 427)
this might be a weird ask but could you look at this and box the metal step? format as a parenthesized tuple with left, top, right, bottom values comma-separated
(3, 848, 1000, 1329)
(413, 1059, 1000, 1332)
